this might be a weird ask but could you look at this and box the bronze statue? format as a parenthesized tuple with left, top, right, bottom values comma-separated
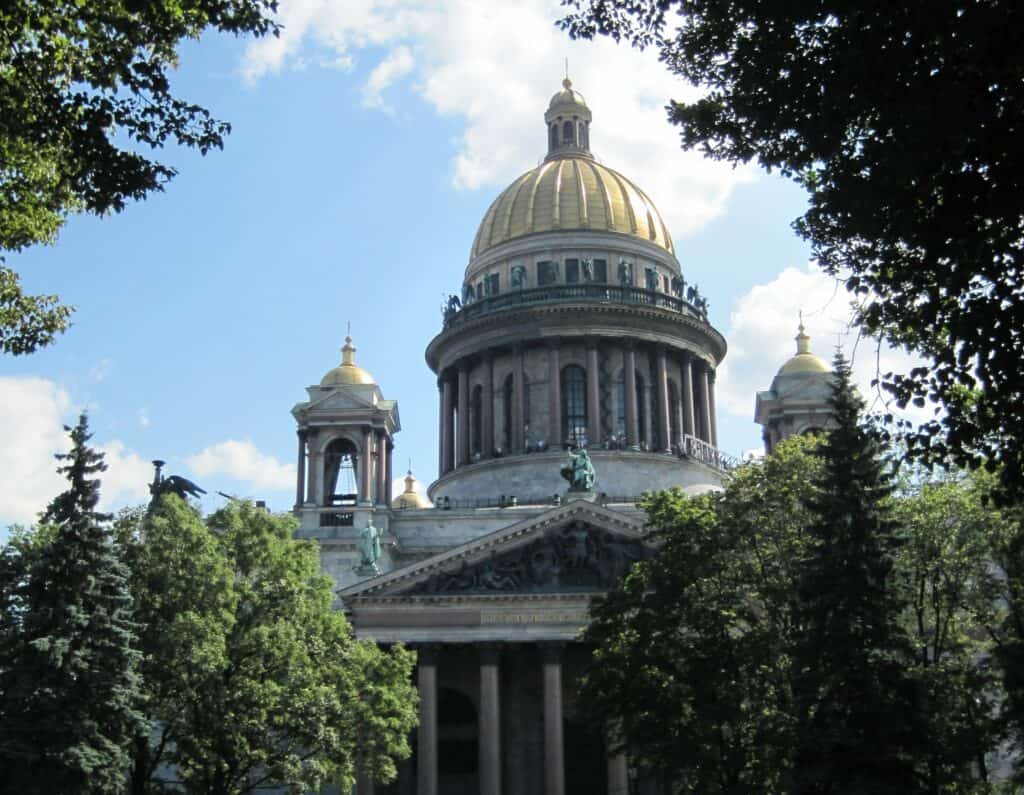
(560, 447, 596, 492)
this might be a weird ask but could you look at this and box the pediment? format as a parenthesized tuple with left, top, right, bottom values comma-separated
(308, 391, 377, 411)
(339, 500, 651, 601)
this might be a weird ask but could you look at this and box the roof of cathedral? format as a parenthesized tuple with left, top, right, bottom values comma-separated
(469, 78, 675, 261)
(777, 321, 829, 376)
(320, 335, 376, 387)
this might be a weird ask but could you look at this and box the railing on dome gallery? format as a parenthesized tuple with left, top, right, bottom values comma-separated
(441, 283, 707, 329)
(681, 434, 740, 472)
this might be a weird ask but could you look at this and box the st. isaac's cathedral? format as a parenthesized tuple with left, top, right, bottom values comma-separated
(289, 79, 835, 795)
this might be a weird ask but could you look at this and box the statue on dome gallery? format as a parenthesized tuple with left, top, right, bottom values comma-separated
(561, 447, 596, 492)
(618, 258, 633, 286)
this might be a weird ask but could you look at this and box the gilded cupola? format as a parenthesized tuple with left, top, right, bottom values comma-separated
(320, 335, 377, 387)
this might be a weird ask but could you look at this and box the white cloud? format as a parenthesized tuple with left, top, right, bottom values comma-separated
(241, 0, 753, 238)
(717, 263, 933, 424)
(362, 45, 415, 111)
(187, 440, 296, 492)
(0, 377, 151, 526)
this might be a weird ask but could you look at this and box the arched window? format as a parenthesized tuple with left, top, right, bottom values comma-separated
(323, 437, 359, 506)
(562, 120, 574, 145)
(471, 385, 483, 456)
(561, 365, 587, 446)
(502, 374, 514, 452)
(549, 123, 558, 150)
(668, 380, 680, 447)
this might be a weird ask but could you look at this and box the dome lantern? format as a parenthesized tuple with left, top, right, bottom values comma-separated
(545, 76, 593, 160)
(320, 335, 377, 387)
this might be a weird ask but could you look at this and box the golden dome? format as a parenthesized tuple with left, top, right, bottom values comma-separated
(470, 156, 675, 259)
(321, 336, 376, 387)
(548, 77, 589, 113)
(392, 470, 432, 509)
(778, 321, 829, 375)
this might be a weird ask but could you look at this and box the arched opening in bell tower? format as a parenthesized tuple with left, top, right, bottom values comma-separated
(323, 437, 359, 506)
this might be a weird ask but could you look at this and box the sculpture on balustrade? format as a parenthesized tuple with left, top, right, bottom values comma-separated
(618, 258, 633, 286)
(582, 258, 594, 282)
(644, 267, 658, 291)
(442, 294, 462, 322)
(356, 523, 382, 575)
(671, 276, 685, 297)
(510, 264, 526, 288)
(560, 447, 596, 492)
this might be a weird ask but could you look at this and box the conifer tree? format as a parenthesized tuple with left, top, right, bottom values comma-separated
(791, 355, 922, 794)
(0, 414, 144, 794)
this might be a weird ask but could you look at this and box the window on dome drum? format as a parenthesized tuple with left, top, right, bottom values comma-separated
(549, 124, 558, 151)
(537, 261, 558, 286)
(484, 273, 499, 296)
(561, 365, 588, 447)
(593, 259, 607, 282)
(565, 259, 580, 283)
(562, 120, 574, 145)
(471, 385, 483, 456)
(502, 374, 514, 452)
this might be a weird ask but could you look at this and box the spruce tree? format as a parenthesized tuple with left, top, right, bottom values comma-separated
(0, 414, 144, 794)
(790, 355, 921, 794)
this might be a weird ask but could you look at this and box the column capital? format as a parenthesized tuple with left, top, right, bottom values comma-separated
(416, 643, 440, 665)
(540, 642, 565, 663)
(478, 642, 503, 665)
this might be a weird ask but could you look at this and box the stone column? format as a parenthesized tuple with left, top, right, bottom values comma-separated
(437, 381, 444, 476)
(514, 347, 526, 453)
(483, 355, 494, 458)
(542, 644, 565, 795)
(385, 442, 394, 505)
(548, 343, 561, 449)
(479, 645, 502, 795)
(375, 432, 388, 506)
(361, 427, 373, 504)
(356, 771, 376, 795)
(295, 430, 306, 508)
(457, 363, 470, 466)
(681, 352, 696, 441)
(441, 375, 454, 475)
(417, 646, 438, 795)
(624, 346, 639, 449)
(586, 342, 601, 448)
(306, 430, 322, 506)
(656, 347, 671, 452)
(607, 749, 628, 795)
(708, 368, 719, 449)
(698, 362, 712, 443)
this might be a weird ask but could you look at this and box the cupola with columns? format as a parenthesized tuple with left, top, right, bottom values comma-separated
(755, 319, 836, 454)
(292, 334, 400, 527)
(428, 78, 732, 505)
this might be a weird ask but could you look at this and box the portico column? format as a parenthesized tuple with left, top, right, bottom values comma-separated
(356, 771, 375, 795)
(698, 362, 712, 443)
(656, 347, 671, 452)
(586, 341, 601, 447)
(607, 746, 628, 795)
(457, 363, 470, 466)
(361, 427, 373, 503)
(385, 442, 393, 505)
(441, 375, 454, 474)
(479, 644, 502, 795)
(375, 432, 388, 506)
(548, 343, 562, 448)
(542, 644, 565, 795)
(514, 347, 526, 453)
(306, 431, 322, 505)
(417, 646, 438, 795)
(624, 346, 639, 449)
(681, 352, 696, 441)
(437, 381, 444, 476)
(708, 368, 719, 449)
(482, 355, 494, 458)
(295, 430, 306, 508)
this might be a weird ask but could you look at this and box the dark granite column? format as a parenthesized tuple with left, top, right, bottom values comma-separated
(441, 375, 454, 474)
(656, 346, 671, 452)
(295, 430, 306, 508)
(417, 646, 438, 795)
(698, 362, 712, 443)
(708, 368, 719, 449)
(586, 342, 601, 447)
(375, 431, 388, 506)
(625, 346, 639, 449)
(479, 644, 502, 795)
(482, 354, 494, 458)
(514, 347, 526, 453)
(542, 644, 565, 795)
(548, 343, 561, 449)
(360, 426, 373, 504)
(681, 351, 696, 442)
(457, 362, 470, 466)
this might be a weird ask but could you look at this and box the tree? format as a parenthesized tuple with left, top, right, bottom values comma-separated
(560, 0, 1024, 500)
(0, 0, 279, 354)
(578, 435, 823, 792)
(117, 496, 418, 795)
(791, 355, 922, 794)
(0, 413, 144, 794)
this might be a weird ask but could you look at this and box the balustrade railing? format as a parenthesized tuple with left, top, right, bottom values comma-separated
(441, 283, 706, 329)
(681, 434, 739, 471)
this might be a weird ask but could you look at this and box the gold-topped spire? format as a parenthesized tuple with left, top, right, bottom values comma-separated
(392, 467, 432, 509)
(778, 314, 829, 375)
(320, 332, 377, 387)
(795, 312, 811, 355)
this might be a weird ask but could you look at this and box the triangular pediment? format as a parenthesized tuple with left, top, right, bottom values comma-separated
(307, 390, 377, 412)
(339, 500, 651, 601)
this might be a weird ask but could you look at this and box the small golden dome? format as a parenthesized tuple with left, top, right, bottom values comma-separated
(778, 321, 829, 375)
(392, 470, 432, 509)
(320, 336, 376, 387)
(548, 77, 589, 112)
(470, 156, 675, 259)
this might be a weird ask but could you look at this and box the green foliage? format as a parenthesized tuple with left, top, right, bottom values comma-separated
(579, 434, 823, 793)
(118, 497, 418, 795)
(560, 0, 1024, 501)
(791, 355, 921, 794)
(0, 0, 280, 353)
(0, 413, 144, 794)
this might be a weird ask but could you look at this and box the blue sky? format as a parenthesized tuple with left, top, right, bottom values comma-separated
(1, 0, 918, 532)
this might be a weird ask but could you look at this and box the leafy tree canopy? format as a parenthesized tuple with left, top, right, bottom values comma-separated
(0, 0, 279, 354)
(561, 0, 1024, 498)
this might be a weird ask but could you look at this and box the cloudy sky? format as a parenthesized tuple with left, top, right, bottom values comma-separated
(1, 0, 925, 533)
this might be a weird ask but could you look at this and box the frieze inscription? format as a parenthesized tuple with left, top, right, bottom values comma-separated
(404, 522, 650, 595)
